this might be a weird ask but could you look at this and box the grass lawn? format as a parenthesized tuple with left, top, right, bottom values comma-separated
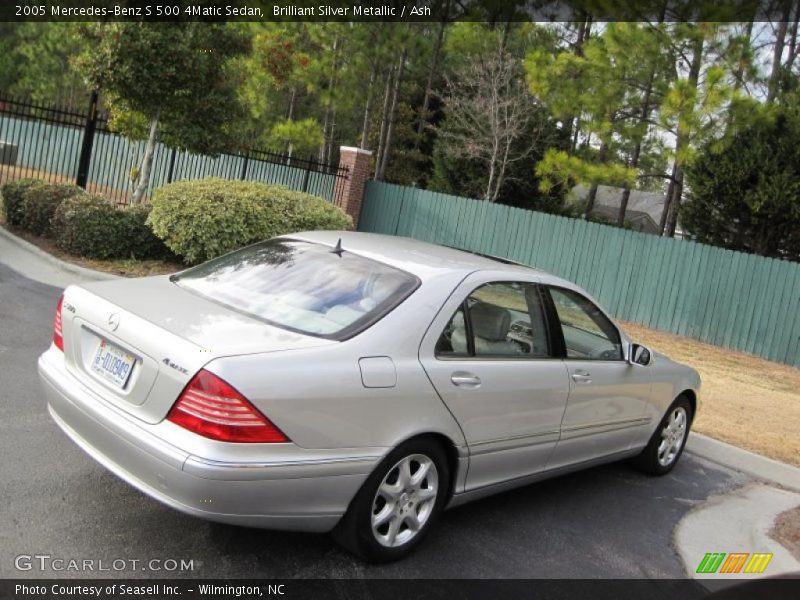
(622, 320, 800, 467)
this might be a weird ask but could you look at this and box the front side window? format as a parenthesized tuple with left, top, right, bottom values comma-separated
(172, 239, 419, 339)
(548, 287, 622, 360)
(435, 282, 552, 359)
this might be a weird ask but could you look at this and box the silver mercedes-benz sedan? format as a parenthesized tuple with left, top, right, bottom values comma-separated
(39, 230, 700, 561)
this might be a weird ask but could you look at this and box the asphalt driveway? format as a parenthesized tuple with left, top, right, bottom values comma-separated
(0, 260, 753, 580)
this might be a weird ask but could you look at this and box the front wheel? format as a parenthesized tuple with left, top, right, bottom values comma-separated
(633, 396, 693, 476)
(333, 438, 450, 562)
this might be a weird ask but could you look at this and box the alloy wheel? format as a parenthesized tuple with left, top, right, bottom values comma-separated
(371, 454, 439, 548)
(657, 406, 688, 467)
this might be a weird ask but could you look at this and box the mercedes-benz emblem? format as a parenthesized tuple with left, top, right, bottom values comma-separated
(107, 313, 120, 331)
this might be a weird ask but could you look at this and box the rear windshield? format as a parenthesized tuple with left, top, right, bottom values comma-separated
(172, 239, 420, 339)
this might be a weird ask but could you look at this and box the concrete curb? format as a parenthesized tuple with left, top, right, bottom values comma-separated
(0, 225, 120, 281)
(674, 483, 800, 584)
(687, 433, 800, 493)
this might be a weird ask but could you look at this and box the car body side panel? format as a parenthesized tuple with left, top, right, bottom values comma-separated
(546, 360, 653, 470)
(647, 352, 702, 421)
(204, 271, 470, 455)
(39, 347, 377, 532)
(417, 270, 573, 491)
(207, 350, 467, 453)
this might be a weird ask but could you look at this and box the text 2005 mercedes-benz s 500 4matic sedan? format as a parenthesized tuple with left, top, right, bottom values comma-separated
(38, 231, 700, 562)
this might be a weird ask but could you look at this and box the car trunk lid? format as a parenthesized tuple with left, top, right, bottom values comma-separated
(60, 276, 335, 424)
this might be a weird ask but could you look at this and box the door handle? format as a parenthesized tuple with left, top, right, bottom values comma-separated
(451, 372, 481, 388)
(571, 370, 592, 383)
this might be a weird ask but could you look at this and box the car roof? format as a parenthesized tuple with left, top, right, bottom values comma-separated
(286, 230, 575, 288)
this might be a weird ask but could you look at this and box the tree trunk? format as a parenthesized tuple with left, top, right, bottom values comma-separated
(618, 187, 632, 227)
(664, 164, 685, 237)
(374, 66, 394, 178)
(287, 87, 297, 120)
(583, 142, 607, 218)
(326, 105, 337, 165)
(659, 161, 678, 234)
(319, 109, 330, 163)
(284, 87, 297, 156)
(617, 0, 667, 225)
(485, 138, 499, 200)
(663, 31, 704, 237)
(377, 47, 406, 181)
(131, 113, 159, 205)
(767, 2, 792, 103)
(725, 20, 754, 134)
(361, 62, 378, 150)
(564, 15, 592, 155)
(415, 6, 448, 149)
(490, 133, 514, 201)
(617, 156, 637, 227)
(499, 20, 512, 56)
(575, 15, 591, 57)
(569, 118, 581, 154)
(618, 43, 660, 226)
(319, 35, 340, 162)
(584, 185, 599, 218)
(786, 0, 800, 72)
(733, 21, 754, 91)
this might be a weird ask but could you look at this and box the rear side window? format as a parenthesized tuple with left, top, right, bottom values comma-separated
(172, 239, 419, 339)
(435, 282, 553, 359)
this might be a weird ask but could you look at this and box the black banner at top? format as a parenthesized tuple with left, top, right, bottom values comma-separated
(0, 0, 795, 23)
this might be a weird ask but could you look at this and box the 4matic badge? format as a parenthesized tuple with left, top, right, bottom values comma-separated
(162, 358, 188, 375)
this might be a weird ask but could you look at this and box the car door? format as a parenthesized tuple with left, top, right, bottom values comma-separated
(543, 286, 653, 470)
(419, 275, 570, 491)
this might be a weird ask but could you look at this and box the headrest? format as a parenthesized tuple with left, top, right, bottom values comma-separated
(325, 304, 364, 326)
(469, 302, 511, 342)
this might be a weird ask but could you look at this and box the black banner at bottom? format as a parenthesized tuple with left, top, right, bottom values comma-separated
(2, 578, 800, 600)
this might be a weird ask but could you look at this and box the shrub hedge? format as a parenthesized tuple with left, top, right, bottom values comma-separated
(20, 182, 86, 236)
(1, 178, 45, 228)
(53, 195, 171, 260)
(148, 178, 351, 264)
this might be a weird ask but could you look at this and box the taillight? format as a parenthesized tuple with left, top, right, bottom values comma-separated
(167, 369, 289, 443)
(53, 295, 64, 351)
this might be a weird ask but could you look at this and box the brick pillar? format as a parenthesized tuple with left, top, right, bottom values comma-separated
(336, 146, 372, 229)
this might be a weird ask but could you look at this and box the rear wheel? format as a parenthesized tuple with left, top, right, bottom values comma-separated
(333, 438, 449, 562)
(633, 396, 692, 476)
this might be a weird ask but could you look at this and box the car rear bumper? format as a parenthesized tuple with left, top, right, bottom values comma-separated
(38, 348, 380, 532)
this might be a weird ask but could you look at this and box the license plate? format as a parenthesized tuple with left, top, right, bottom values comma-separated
(90, 339, 135, 389)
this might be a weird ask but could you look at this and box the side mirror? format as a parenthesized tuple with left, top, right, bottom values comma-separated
(627, 343, 652, 366)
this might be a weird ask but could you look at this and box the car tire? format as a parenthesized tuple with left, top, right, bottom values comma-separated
(332, 437, 450, 562)
(633, 395, 693, 476)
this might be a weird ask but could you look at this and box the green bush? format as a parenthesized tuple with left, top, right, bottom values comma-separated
(148, 178, 352, 264)
(20, 182, 86, 236)
(1, 179, 41, 227)
(118, 204, 174, 260)
(54, 195, 171, 260)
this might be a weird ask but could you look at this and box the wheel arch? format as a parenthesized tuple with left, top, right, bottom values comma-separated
(386, 431, 462, 501)
(678, 389, 697, 422)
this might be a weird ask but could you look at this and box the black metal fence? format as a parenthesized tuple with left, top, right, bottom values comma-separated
(0, 92, 349, 205)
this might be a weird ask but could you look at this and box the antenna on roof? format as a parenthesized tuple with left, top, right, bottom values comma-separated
(330, 237, 344, 257)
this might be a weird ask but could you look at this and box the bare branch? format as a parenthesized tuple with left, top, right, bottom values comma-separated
(435, 49, 541, 201)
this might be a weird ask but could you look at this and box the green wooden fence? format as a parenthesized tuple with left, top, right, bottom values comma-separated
(358, 181, 800, 367)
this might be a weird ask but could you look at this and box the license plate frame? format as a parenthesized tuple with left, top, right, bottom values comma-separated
(90, 338, 136, 389)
